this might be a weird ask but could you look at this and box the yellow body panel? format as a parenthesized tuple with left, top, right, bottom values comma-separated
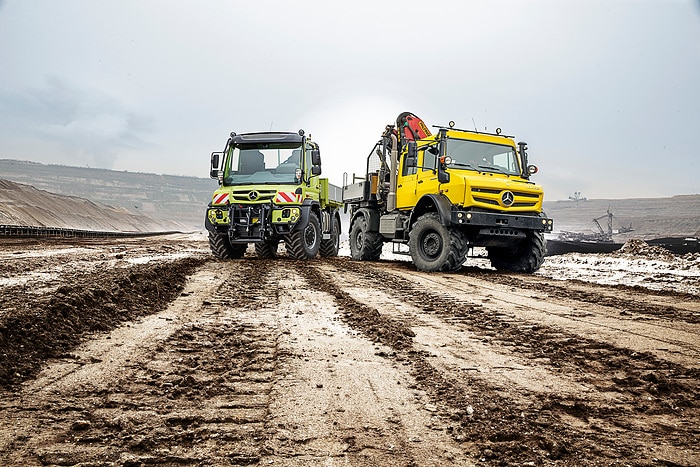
(395, 129, 544, 212)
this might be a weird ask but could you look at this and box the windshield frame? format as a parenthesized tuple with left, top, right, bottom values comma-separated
(222, 141, 304, 186)
(444, 137, 521, 176)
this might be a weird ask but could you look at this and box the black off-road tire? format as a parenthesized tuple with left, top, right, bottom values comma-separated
(408, 212, 468, 272)
(208, 231, 246, 260)
(349, 215, 383, 261)
(487, 231, 546, 273)
(255, 239, 279, 258)
(319, 215, 341, 257)
(285, 213, 321, 260)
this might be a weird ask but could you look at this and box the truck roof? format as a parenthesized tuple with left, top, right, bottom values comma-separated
(231, 132, 304, 144)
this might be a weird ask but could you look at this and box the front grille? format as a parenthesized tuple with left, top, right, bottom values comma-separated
(471, 187, 540, 198)
(471, 187, 541, 208)
(472, 188, 501, 195)
(512, 201, 538, 207)
(473, 197, 499, 206)
(230, 189, 277, 202)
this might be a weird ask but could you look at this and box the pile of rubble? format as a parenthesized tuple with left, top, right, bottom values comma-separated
(614, 239, 677, 261)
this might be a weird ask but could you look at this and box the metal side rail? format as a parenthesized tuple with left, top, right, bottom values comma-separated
(0, 225, 181, 238)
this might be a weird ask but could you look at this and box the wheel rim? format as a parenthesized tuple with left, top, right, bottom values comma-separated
(420, 231, 442, 259)
(304, 223, 317, 248)
(355, 230, 364, 246)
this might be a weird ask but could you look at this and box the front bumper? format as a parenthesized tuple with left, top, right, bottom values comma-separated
(206, 203, 302, 242)
(450, 209, 553, 232)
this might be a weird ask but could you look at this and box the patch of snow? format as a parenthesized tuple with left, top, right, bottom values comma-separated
(126, 252, 194, 265)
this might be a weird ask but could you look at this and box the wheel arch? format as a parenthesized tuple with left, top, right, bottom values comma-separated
(294, 199, 321, 231)
(409, 194, 452, 230)
(349, 207, 380, 235)
(332, 209, 342, 234)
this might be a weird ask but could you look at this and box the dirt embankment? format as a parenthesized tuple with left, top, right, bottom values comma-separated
(0, 235, 698, 466)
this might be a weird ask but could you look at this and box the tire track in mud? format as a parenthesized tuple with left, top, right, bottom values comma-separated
(103, 259, 284, 465)
(352, 259, 698, 373)
(411, 268, 700, 365)
(295, 262, 580, 465)
(263, 260, 469, 466)
(0, 256, 208, 388)
(0, 259, 281, 466)
(480, 270, 700, 324)
(301, 258, 700, 466)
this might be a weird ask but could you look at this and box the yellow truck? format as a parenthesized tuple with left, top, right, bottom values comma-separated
(342, 113, 553, 272)
(206, 130, 342, 260)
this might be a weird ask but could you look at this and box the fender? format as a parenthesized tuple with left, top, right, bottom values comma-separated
(328, 209, 342, 235)
(409, 193, 453, 228)
(292, 199, 321, 231)
(349, 207, 380, 234)
(333, 210, 343, 234)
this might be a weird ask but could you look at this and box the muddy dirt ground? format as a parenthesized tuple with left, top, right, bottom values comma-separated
(0, 233, 698, 466)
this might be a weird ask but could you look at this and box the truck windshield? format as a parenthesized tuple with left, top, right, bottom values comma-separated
(223, 143, 302, 185)
(445, 138, 520, 176)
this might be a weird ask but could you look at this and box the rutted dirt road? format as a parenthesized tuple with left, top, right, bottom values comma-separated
(0, 234, 698, 466)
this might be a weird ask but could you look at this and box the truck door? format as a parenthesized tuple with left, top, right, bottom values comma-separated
(415, 147, 438, 202)
(395, 150, 418, 209)
(396, 148, 437, 209)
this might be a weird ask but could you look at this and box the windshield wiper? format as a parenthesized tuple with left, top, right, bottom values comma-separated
(477, 164, 510, 176)
(449, 162, 478, 170)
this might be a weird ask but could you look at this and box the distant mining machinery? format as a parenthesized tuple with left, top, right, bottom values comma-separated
(592, 208, 634, 242)
(559, 207, 633, 243)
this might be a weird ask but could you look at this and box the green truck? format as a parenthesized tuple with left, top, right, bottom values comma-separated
(205, 130, 343, 260)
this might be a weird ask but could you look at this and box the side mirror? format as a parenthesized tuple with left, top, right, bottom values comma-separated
(311, 149, 321, 166)
(438, 156, 452, 183)
(311, 166, 322, 176)
(518, 141, 530, 178)
(210, 152, 222, 179)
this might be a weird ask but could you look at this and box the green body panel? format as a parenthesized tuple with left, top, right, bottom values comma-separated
(205, 131, 342, 246)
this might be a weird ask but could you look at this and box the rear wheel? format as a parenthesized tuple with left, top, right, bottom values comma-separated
(319, 215, 340, 257)
(349, 214, 383, 261)
(208, 231, 246, 259)
(409, 212, 467, 272)
(255, 239, 279, 258)
(285, 213, 321, 260)
(487, 231, 546, 273)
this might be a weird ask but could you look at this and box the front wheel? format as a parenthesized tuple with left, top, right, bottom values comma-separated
(255, 239, 279, 258)
(349, 214, 383, 261)
(285, 213, 321, 260)
(487, 231, 546, 273)
(408, 212, 467, 272)
(208, 231, 246, 260)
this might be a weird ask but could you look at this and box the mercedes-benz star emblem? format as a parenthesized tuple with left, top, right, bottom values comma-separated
(501, 191, 514, 207)
(248, 191, 259, 200)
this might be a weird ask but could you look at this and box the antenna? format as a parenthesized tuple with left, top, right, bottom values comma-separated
(269, 121, 274, 130)
(472, 118, 477, 131)
(484, 109, 487, 131)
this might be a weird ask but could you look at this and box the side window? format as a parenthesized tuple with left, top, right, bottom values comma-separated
(422, 149, 436, 172)
(305, 143, 313, 170)
(402, 151, 417, 176)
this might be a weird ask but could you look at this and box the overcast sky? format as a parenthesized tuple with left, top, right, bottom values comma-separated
(1, 0, 699, 201)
